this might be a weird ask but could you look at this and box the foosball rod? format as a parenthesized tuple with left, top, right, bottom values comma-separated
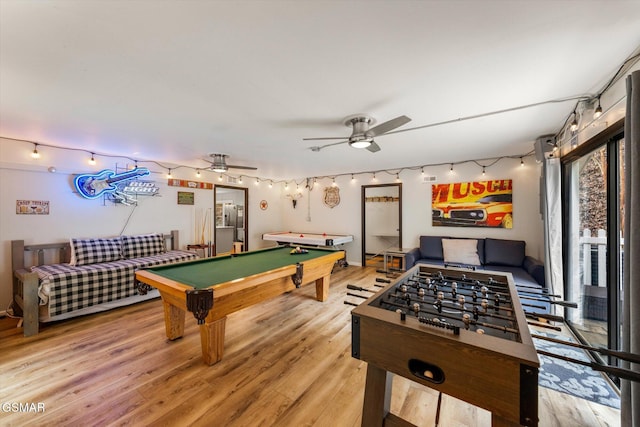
(344, 301, 359, 307)
(527, 321, 562, 331)
(519, 295, 578, 308)
(381, 299, 520, 335)
(532, 334, 640, 364)
(537, 349, 640, 383)
(347, 284, 379, 293)
(386, 292, 515, 322)
(525, 311, 564, 323)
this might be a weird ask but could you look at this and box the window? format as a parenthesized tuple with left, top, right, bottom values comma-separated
(562, 120, 624, 384)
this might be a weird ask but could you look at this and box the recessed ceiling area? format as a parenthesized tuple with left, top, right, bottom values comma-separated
(1, 1, 639, 179)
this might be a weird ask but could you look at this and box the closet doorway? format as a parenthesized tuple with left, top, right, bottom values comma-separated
(214, 185, 248, 255)
(361, 183, 402, 268)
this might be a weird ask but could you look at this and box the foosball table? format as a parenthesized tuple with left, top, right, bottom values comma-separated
(351, 264, 540, 427)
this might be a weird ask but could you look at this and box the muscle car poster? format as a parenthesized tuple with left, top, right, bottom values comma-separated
(431, 179, 513, 228)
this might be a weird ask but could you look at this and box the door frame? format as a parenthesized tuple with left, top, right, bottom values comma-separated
(361, 183, 402, 267)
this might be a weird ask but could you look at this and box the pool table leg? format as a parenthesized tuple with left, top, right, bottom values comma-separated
(315, 275, 330, 302)
(162, 300, 185, 340)
(200, 316, 227, 365)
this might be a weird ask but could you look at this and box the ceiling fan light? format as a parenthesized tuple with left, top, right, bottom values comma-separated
(212, 166, 227, 173)
(349, 138, 372, 149)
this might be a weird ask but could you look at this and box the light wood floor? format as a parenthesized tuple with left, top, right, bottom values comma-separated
(0, 266, 620, 426)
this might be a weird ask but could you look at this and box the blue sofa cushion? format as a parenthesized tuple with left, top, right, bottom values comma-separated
(484, 238, 525, 267)
(419, 236, 446, 260)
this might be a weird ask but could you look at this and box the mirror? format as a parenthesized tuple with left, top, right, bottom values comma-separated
(361, 183, 402, 269)
(214, 184, 248, 255)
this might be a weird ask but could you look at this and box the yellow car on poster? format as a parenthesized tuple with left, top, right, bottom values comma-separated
(432, 193, 513, 228)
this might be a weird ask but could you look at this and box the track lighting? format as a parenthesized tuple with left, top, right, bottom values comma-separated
(31, 144, 40, 159)
(593, 97, 602, 119)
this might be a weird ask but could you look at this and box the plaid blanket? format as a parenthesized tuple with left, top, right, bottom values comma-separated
(32, 250, 198, 317)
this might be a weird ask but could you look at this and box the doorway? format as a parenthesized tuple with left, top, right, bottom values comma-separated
(214, 185, 248, 255)
(361, 183, 402, 268)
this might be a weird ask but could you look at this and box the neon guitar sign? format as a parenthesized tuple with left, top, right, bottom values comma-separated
(74, 168, 151, 199)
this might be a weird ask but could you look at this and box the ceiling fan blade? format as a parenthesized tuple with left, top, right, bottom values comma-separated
(366, 141, 381, 153)
(227, 164, 258, 170)
(303, 136, 348, 141)
(365, 115, 411, 137)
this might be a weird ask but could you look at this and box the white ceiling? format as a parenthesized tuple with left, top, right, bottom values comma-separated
(1, 0, 639, 179)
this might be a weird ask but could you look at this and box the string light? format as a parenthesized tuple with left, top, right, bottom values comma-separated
(14, 138, 531, 189)
(570, 111, 578, 132)
(593, 96, 602, 119)
(88, 153, 96, 165)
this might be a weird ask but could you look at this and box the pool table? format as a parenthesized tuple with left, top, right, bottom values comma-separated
(135, 246, 345, 365)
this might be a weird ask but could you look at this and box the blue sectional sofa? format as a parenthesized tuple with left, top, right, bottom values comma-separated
(405, 236, 546, 291)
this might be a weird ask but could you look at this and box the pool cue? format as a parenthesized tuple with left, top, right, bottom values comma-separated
(532, 334, 640, 364)
(537, 349, 640, 383)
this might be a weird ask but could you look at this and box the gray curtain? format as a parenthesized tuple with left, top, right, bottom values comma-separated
(542, 157, 564, 310)
(622, 69, 640, 427)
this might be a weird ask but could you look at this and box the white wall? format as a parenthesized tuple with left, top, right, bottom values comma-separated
(279, 157, 545, 266)
(0, 138, 284, 312)
(0, 137, 544, 313)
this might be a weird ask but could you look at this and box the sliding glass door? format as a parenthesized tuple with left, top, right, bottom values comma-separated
(562, 121, 624, 378)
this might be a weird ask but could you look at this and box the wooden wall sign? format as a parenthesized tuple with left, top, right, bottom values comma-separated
(16, 200, 50, 215)
(177, 191, 195, 205)
(168, 179, 213, 190)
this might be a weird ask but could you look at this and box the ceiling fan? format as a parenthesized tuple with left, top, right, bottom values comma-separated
(204, 153, 257, 173)
(303, 114, 411, 153)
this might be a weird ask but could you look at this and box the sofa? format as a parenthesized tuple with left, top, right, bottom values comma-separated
(11, 231, 198, 336)
(405, 236, 546, 292)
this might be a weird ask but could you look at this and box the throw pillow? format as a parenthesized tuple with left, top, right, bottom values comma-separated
(441, 238, 481, 266)
(69, 237, 122, 266)
(122, 233, 166, 259)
